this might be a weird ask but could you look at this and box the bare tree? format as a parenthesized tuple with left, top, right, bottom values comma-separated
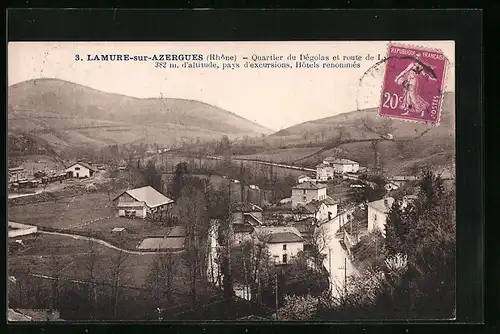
(147, 252, 178, 309)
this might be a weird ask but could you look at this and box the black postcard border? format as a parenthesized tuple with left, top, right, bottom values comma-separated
(4, 8, 485, 334)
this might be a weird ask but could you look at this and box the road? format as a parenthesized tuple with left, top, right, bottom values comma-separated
(320, 210, 357, 299)
(25, 230, 183, 255)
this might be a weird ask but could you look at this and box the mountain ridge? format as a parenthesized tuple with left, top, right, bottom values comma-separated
(8, 78, 273, 154)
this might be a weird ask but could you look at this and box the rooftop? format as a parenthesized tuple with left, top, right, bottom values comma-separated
(253, 226, 303, 243)
(315, 163, 329, 168)
(233, 223, 255, 234)
(324, 157, 359, 165)
(292, 181, 327, 190)
(8, 167, 25, 172)
(137, 237, 184, 250)
(232, 202, 263, 213)
(367, 197, 395, 214)
(115, 186, 174, 208)
(267, 232, 304, 243)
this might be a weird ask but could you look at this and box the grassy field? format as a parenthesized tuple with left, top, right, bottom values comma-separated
(8, 191, 171, 250)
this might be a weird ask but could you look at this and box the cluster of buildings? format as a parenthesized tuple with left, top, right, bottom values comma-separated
(8, 160, 108, 190)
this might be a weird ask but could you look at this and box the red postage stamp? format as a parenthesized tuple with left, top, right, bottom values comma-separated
(379, 43, 448, 124)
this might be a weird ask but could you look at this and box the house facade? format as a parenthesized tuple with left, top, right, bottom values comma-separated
(8, 167, 28, 184)
(65, 162, 97, 178)
(253, 226, 304, 265)
(387, 175, 419, 187)
(323, 158, 360, 174)
(291, 182, 327, 208)
(113, 186, 174, 219)
(294, 200, 336, 223)
(367, 197, 395, 236)
(231, 203, 264, 224)
(316, 163, 334, 181)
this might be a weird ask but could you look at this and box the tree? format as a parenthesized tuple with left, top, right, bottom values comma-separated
(382, 168, 455, 318)
(349, 174, 387, 203)
(142, 160, 163, 194)
(109, 237, 130, 318)
(278, 294, 318, 320)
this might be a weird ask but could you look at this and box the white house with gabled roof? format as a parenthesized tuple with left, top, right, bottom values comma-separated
(113, 186, 174, 219)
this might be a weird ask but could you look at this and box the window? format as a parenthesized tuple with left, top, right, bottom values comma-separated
(74, 167, 80, 170)
(303, 196, 306, 201)
(303, 189, 306, 194)
(282, 254, 288, 264)
(283, 244, 287, 251)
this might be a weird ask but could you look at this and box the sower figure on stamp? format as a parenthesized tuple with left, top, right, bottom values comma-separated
(394, 55, 437, 118)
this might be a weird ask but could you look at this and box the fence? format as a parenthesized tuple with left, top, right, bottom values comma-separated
(343, 231, 359, 259)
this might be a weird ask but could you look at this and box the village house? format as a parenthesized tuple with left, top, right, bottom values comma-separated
(8, 166, 28, 184)
(297, 175, 312, 184)
(65, 161, 97, 179)
(293, 197, 338, 223)
(252, 226, 304, 265)
(231, 202, 264, 225)
(323, 157, 360, 174)
(367, 197, 395, 236)
(8, 309, 64, 322)
(293, 217, 317, 246)
(291, 181, 327, 208)
(232, 222, 255, 244)
(316, 163, 334, 181)
(113, 185, 174, 219)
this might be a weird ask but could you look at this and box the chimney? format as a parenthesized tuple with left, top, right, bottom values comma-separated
(88, 161, 93, 166)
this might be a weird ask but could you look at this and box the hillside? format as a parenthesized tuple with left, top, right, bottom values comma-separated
(271, 92, 455, 140)
(242, 92, 456, 175)
(8, 78, 272, 154)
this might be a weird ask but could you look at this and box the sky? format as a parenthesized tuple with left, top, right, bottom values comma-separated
(8, 41, 455, 131)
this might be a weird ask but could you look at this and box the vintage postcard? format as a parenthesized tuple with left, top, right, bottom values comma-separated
(7, 41, 455, 322)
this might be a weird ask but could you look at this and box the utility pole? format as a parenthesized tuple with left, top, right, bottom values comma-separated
(329, 248, 332, 294)
(243, 256, 248, 300)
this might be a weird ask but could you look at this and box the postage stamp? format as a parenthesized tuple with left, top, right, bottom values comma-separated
(379, 43, 448, 124)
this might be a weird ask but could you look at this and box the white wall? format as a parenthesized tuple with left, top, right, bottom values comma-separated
(268, 241, 304, 264)
(367, 207, 387, 237)
(8, 222, 38, 238)
(66, 164, 91, 178)
(298, 177, 311, 184)
(291, 187, 327, 208)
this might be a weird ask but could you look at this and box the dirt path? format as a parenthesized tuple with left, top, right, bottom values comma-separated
(38, 230, 184, 255)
